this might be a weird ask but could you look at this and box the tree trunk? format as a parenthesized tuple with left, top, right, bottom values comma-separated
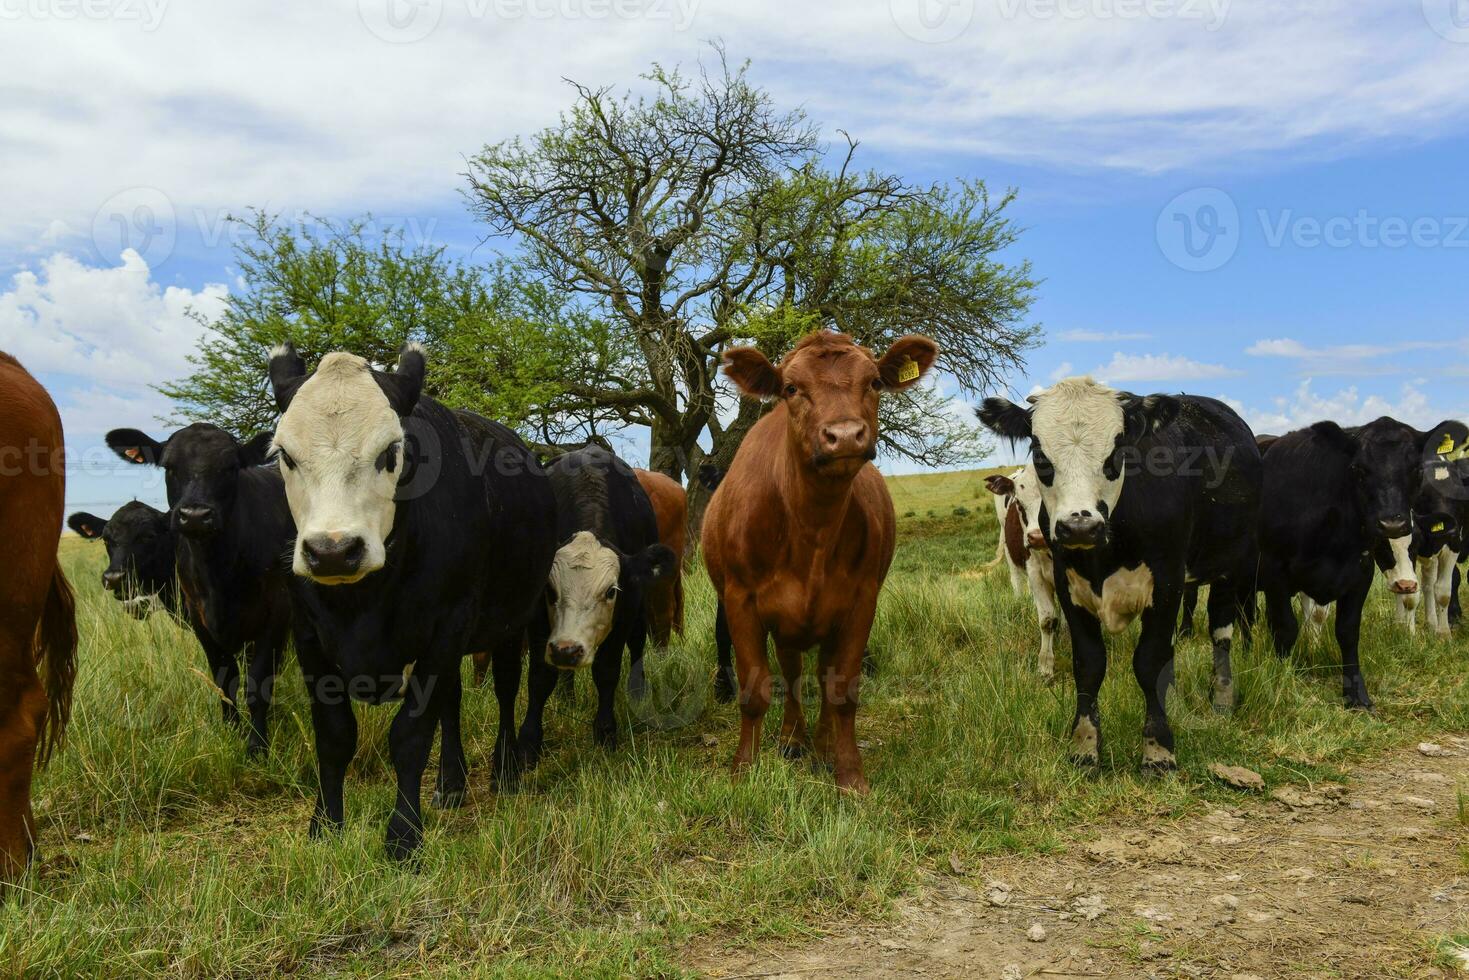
(685, 398, 766, 541)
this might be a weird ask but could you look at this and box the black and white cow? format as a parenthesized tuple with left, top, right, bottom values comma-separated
(1392, 422, 1469, 635)
(517, 446, 673, 762)
(980, 377, 1262, 773)
(1257, 417, 1456, 709)
(68, 502, 178, 620)
(982, 465, 1059, 680)
(268, 343, 556, 859)
(105, 426, 293, 755)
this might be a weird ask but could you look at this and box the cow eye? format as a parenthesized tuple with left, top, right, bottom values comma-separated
(546, 585, 558, 604)
(604, 586, 618, 601)
(376, 442, 401, 474)
(870, 377, 883, 391)
(783, 383, 798, 398)
(279, 448, 297, 471)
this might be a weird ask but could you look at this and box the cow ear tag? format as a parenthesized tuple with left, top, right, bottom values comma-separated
(1438, 433, 1455, 456)
(897, 357, 920, 384)
(1432, 521, 1447, 533)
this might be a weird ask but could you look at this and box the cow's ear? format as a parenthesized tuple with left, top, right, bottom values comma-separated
(239, 430, 275, 467)
(621, 543, 676, 587)
(375, 342, 425, 417)
(722, 347, 783, 399)
(1421, 420, 1468, 461)
(67, 512, 107, 540)
(269, 343, 308, 412)
(1119, 393, 1181, 442)
(877, 335, 938, 391)
(1310, 420, 1359, 456)
(977, 398, 1033, 441)
(107, 429, 164, 466)
(983, 474, 1015, 497)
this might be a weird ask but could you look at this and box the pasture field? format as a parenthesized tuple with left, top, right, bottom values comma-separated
(5, 467, 1469, 976)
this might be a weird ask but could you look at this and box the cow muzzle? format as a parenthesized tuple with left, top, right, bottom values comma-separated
(1378, 516, 1410, 538)
(1389, 578, 1418, 595)
(547, 640, 589, 669)
(176, 505, 218, 536)
(1025, 530, 1047, 551)
(1053, 515, 1106, 550)
(102, 570, 125, 595)
(301, 533, 368, 582)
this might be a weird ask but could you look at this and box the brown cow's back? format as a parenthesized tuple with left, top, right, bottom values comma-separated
(634, 468, 687, 644)
(0, 353, 77, 883)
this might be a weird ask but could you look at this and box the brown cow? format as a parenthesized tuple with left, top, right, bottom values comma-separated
(701, 331, 937, 793)
(634, 468, 686, 645)
(0, 353, 78, 883)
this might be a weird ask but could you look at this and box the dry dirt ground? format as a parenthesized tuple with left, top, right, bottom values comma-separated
(692, 740, 1469, 979)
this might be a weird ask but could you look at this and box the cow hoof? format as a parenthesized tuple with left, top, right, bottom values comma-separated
(431, 788, 466, 810)
(861, 649, 878, 678)
(308, 814, 342, 839)
(493, 751, 526, 790)
(245, 741, 267, 759)
(835, 773, 871, 796)
(1140, 759, 1178, 779)
(1343, 695, 1375, 713)
(1211, 688, 1236, 715)
(594, 727, 618, 750)
(778, 741, 807, 761)
(713, 670, 736, 704)
(384, 831, 423, 864)
(1068, 752, 1101, 770)
(1343, 679, 1374, 712)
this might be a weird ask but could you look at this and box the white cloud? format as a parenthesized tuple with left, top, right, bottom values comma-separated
(1056, 329, 1152, 342)
(1221, 379, 1467, 436)
(2, 3, 1468, 252)
(1246, 336, 1469, 376)
(1087, 351, 1239, 384)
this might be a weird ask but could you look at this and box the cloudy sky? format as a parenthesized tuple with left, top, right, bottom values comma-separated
(4, 0, 1468, 514)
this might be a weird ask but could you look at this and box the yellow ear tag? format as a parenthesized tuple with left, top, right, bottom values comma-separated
(897, 357, 920, 384)
(1437, 434, 1455, 455)
(1432, 522, 1446, 533)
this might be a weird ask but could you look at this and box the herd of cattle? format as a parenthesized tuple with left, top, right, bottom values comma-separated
(2, 330, 1467, 881)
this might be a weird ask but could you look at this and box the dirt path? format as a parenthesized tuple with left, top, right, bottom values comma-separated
(693, 740, 1469, 979)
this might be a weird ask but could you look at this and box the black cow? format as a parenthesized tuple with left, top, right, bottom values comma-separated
(1257, 417, 1456, 709)
(517, 445, 673, 762)
(105, 426, 294, 755)
(68, 501, 178, 620)
(981, 379, 1262, 773)
(268, 343, 557, 859)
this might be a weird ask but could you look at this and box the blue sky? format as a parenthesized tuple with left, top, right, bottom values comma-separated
(2, 0, 1467, 517)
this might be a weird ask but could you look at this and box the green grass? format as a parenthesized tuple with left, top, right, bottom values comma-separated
(5, 467, 1469, 976)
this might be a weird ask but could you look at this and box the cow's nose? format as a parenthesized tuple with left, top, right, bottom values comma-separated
(820, 420, 868, 455)
(1026, 529, 1047, 550)
(177, 505, 216, 533)
(1054, 515, 1105, 549)
(548, 641, 585, 668)
(302, 534, 367, 579)
(1378, 517, 1410, 537)
(101, 570, 124, 592)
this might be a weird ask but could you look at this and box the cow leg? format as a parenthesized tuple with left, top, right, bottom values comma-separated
(1205, 581, 1238, 714)
(1067, 610, 1106, 768)
(1450, 565, 1462, 627)
(1395, 591, 1416, 634)
(199, 636, 242, 729)
(726, 595, 771, 776)
(1265, 588, 1298, 659)
(1028, 560, 1057, 682)
(713, 599, 736, 704)
(432, 666, 467, 809)
(243, 634, 284, 758)
(1177, 583, 1199, 638)
(816, 600, 877, 795)
(1433, 550, 1455, 636)
(774, 642, 809, 760)
(591, 638, 622, 749)
(673, 573, 685, 637)
(0, 642, 45, 882)
(471, 652, 490, 687)
(626, 613, 649, 702)
(385, 664, 448, 860)
(1336, 577, 1373, 711)
(1134, 589, 1181, 775)
(298, 635, 357, 839)
(489, 635, 524, 789)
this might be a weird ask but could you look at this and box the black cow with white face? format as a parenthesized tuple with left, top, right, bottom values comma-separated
(269, 342, 557, 860)
(517, 446, 673, 763)
(68, 502, 178, 620)
(980, 377, 1262, 774)
(104, 425, 294, 755)
(1258, 416, 1456, 708)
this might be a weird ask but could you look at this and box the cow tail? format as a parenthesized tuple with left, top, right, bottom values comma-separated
(33, 563, 78, 768)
